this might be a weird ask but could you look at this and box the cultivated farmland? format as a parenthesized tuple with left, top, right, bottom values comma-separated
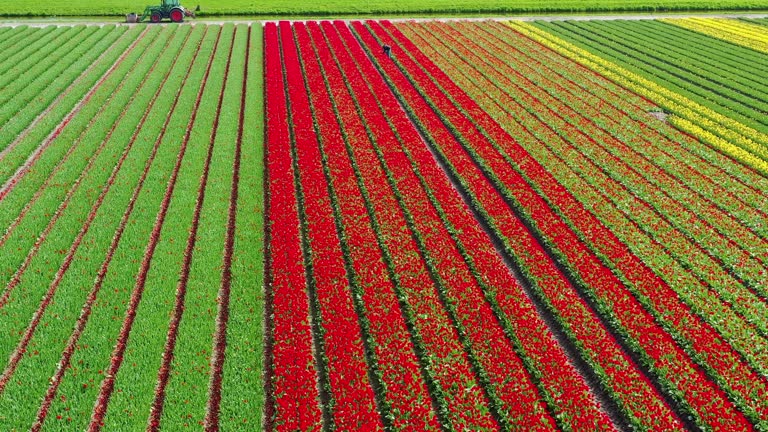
(1, 15, 767, 431)
(2, 0, 768, 17)
(264, 18, 768, 430)
(0, 23, 263, 430)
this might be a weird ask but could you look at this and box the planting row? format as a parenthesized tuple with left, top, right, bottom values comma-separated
(666, 17, 768, 54)
(0, 24, 263, 430)
(509, 20, 768, 176)
(265, 18, 767, 430)
(396, 18, 768, 424)
(264, 19, 633, 431)
(530, 19, 768, 165)
(400, 20, 768, 360)
(356, 18, 768, 429)
(0, 24, 137, 193)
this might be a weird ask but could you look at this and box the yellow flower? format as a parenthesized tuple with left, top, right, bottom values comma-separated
(661, 18, 768, 54)
(505, 21, 768, 176)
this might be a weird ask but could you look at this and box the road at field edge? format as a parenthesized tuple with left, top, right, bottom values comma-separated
(1, 12, 767, 27)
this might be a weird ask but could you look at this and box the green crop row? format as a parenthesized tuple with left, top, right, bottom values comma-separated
(0, 21, 264, 430)
(588, 20, 768, 110)
(0, 28, 152, 299)
(0, 25, 131, 186)
(39, 25, 221, 430)
(408, 20, 768, 387)
(0, 26, 51, 68)
(0, 26, 94, 108)
(620, 20, 768, 91)
(0, 25, 188, 429)
(153, 23, 242, 430)
(375, 18, 766, 428)
(484, 20, 768, 203)
(533, 20, 768, 139)
(0, 25, 152, 298)
(94, 23, 227, 430)
(477, 22, 768, 284)
(0, 25, 61, 79)
(740, 17, 768, 26)
(86, 24, 226, 430)
(358, 20, 681, 430)
(0, 26, 103, 147)
(218, 23, 264, 430)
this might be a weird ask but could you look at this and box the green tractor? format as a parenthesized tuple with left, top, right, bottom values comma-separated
(126, 0, 198, 23)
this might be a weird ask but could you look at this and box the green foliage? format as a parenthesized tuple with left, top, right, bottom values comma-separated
(534, 19, 768, 137)
(219, 23, 265, 430)
(1, 0, 768, 17)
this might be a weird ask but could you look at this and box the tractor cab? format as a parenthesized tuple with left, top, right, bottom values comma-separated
(126, 0, 197, 23)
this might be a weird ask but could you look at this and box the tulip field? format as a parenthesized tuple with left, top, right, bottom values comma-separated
(3, 0, 768, 17)
(264, 18, 768, 431)
(0, 23, 263, 430)
(1, 15, 768, 431)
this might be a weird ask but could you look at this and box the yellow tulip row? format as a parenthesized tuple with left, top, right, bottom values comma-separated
(661, 18, 768, 54)
(505, 20, 768, 176)
(669, 117, 768, 176)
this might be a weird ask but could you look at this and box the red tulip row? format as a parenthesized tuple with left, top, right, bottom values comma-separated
(467, 22, 768, 249)
(297, 21, 442, 431)
(410, 17, 768, 417)
(470, 24, 768, 296)
(329, 20, 617, 431)
(465, 21, 768, 305)
(411, 20, 768, 421)
(407, 17, 768, 379)
(263, 22, 323, 432)
(475, 21, 768, 232)
(328, 19, 565, 430)
(309, 20, 499, 431)
(430, 18, 768, 351)
(279, 20, 383, 430)
(349, 20, 680, 431)
(355, 18, 764, 429)
(480, 22, 768, 210)
(375, 18, 768, 427)
(404, 21, 768, 383)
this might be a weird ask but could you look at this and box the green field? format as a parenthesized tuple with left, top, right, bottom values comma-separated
(2, 15, 768, 431)
(1, 0, 768, 16)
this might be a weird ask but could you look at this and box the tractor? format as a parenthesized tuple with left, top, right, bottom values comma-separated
(126, 0, 198, 23)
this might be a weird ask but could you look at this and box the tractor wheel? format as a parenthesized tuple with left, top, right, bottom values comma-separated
(170, 8, 184, 23)
(150, 12, 162, 23)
